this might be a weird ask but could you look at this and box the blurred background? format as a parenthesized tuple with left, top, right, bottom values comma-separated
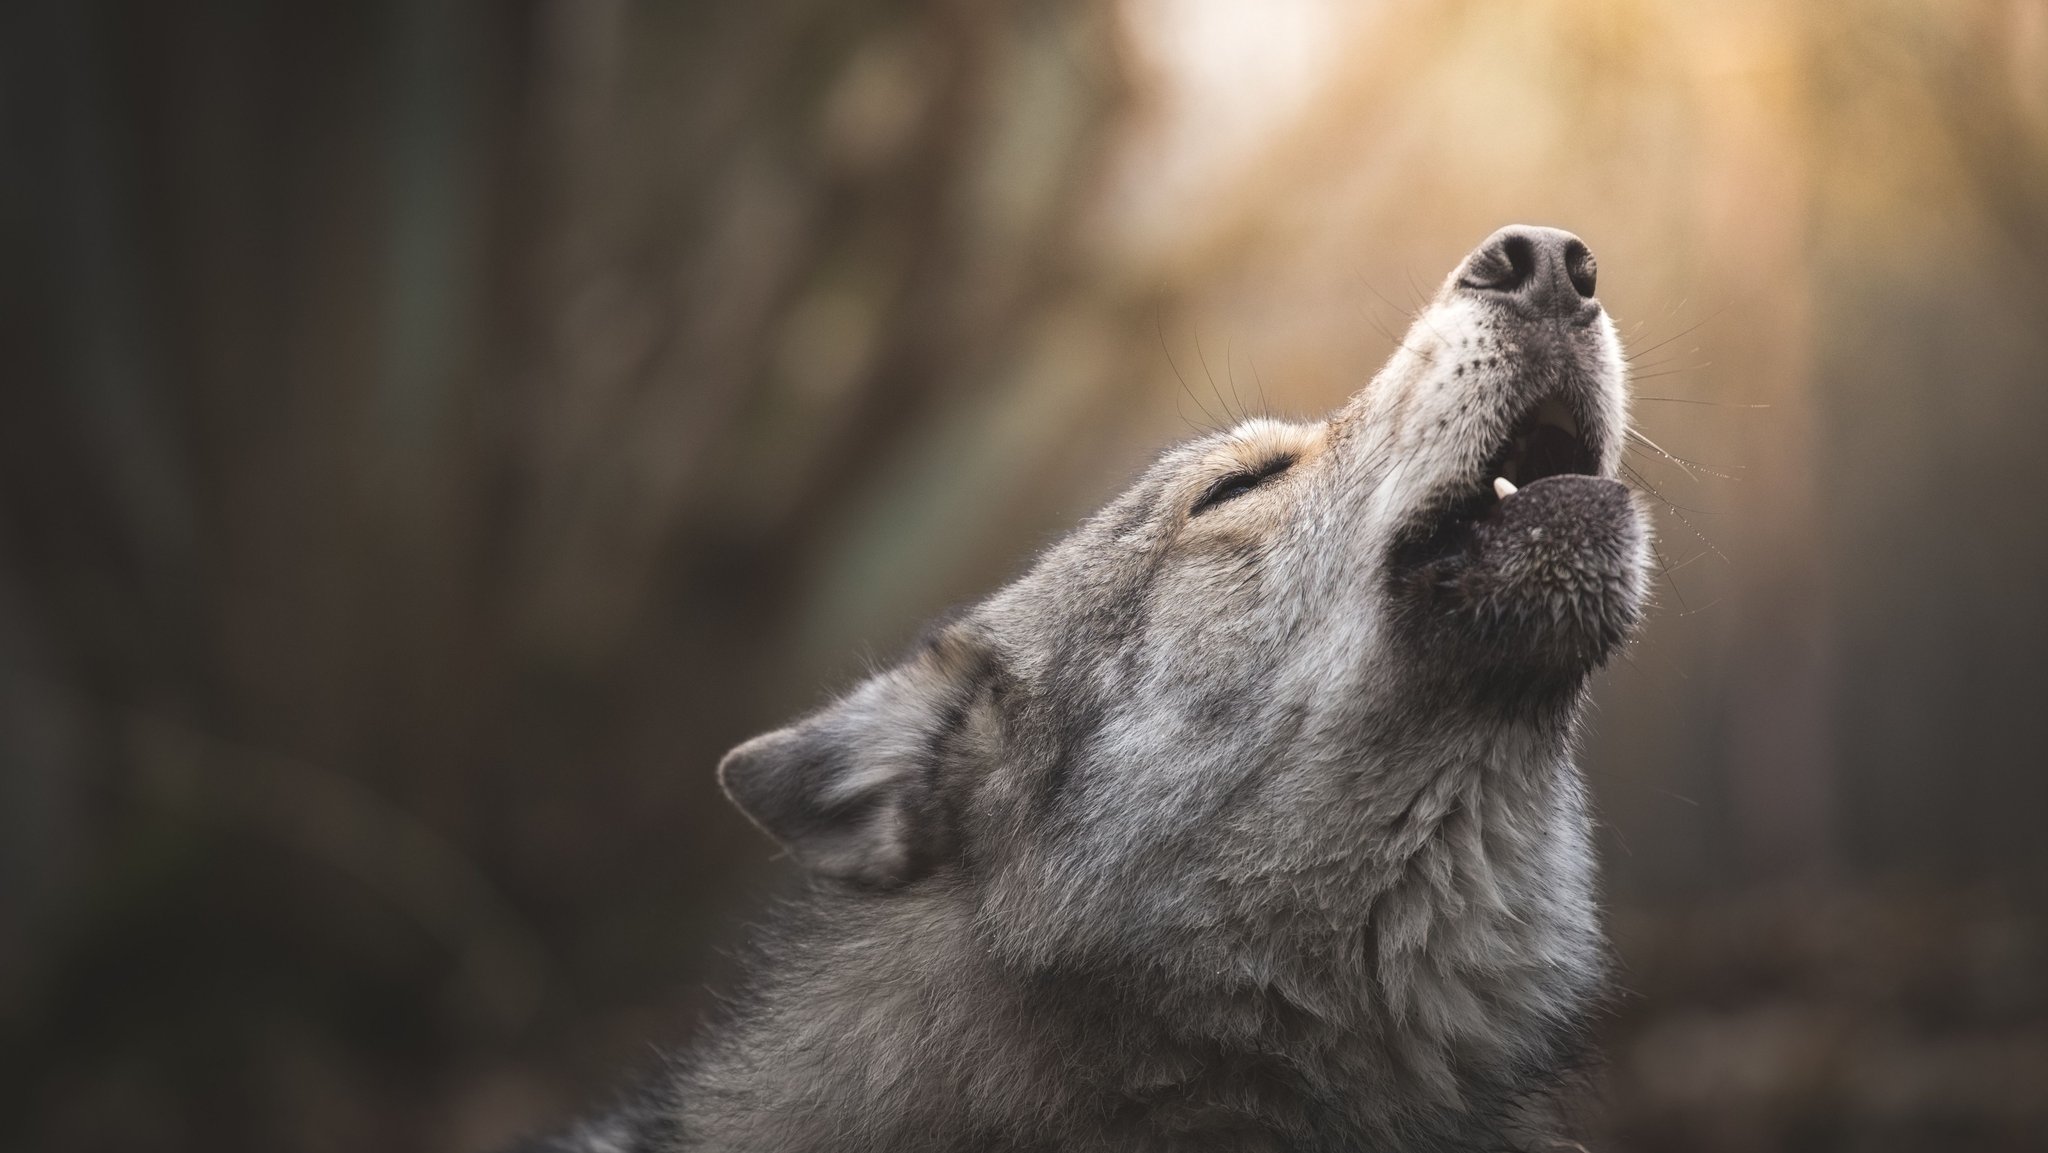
(3, 0, 2047, 1149)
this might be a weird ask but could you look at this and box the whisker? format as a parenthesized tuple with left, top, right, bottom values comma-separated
(1358, 277, 1443, 358)
(1650, 648, 1694, 682)
(1626, 428, 1698, 482)
(1403, 267, 1432, 311)
(1605, 816, 1638, 859)
(1647, 537, 1694, 614)
(1634, 396, 1771, 408)
(1405, 278, 1456, 346)
(1225, 338, 1248, 422)
(1351, 277, 1434, 360)
(1193, 323, 1239, 425)
(1608, 638, 1694, 707)
(1622, 454, 1723, 511)
(1626, 307, 1723, 363)
(1627, 350, 1702, 373)
(1620, 459, 1667, 502)
(1630, 366, 1717, 382)
(1626, 427, 1745, 481)
(1661, 548, 1710, 575)
(1156, 311, 1222, 432)
(1625, 459, 1731, 565)
(1358, 301, 1399, 347)
(1247, 351, 1272, 419)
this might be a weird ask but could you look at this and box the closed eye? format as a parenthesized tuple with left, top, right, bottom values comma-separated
(1191, 454, 1296, 516)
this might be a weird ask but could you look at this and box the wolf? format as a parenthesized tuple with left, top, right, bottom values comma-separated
(523, 226, 1651, 1152)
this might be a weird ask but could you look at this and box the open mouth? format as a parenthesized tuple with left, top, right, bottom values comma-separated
(1482, 395, 1598, 494)
(1390, 393, 1601, 569)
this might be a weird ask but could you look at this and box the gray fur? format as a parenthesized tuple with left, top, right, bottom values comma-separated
(522, 226, 1652, 1152)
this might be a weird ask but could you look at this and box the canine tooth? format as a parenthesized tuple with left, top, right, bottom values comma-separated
(1493, 477, 1518, 499)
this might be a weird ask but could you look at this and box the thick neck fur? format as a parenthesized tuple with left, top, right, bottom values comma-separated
(674, 706, 1602, 1153)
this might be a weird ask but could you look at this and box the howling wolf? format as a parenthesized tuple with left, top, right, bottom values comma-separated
(525, 226, 1650, 1152)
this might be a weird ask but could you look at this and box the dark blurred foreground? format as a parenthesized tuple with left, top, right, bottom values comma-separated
(3, 1, 2046, 1150)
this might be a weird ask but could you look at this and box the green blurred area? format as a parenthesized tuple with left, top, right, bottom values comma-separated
(1, 1, 2045, 1150)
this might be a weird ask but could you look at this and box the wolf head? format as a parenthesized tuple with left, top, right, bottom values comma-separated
(720, 227, 1649, 1051)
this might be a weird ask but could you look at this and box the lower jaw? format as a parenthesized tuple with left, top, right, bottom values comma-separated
(1387, 474, 1645, 692)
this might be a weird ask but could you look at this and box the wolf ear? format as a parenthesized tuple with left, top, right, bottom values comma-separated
(717, 633, 995, 887)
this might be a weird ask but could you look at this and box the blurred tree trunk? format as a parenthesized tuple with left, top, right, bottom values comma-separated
(0, 0, 1126, 1148)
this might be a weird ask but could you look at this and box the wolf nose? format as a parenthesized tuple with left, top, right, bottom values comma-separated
(1457, 225, 1598, 318)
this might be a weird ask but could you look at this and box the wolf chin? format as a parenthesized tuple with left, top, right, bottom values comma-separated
(524, 226, 1652, 1152)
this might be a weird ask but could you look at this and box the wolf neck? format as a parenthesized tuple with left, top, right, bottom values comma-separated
(684, 713, 1601, 1151)
(1158, 703, 1603, 1126)
(1342, 704, 1606, 1093)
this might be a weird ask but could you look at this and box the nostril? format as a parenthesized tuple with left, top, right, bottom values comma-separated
(1564, 240, 1597, 298)
(1466, 233, 1538, 293)
(1501, 235, 1536, 291)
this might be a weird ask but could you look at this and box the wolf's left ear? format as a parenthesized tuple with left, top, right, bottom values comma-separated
(717, 631, 997, 887)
